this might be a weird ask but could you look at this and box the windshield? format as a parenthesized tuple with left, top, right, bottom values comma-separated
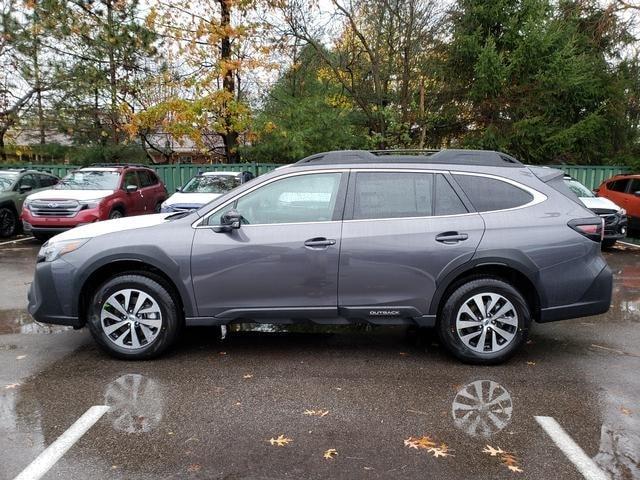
(56, 170, 120, 190)
(182, 174, 240, 194)
(564, 178, 594, 198)
(0, 172, 18, 191)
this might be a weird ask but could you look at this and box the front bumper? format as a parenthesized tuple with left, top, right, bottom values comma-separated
(28, 258, 82, 327)
(600, 212, 627, 240)
(538, 264, 612, 322)
(22, 207, 102, 233)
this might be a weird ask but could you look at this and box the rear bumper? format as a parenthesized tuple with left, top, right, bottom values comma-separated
(28, 259, 82, 327)
(538, 264, 612, 322)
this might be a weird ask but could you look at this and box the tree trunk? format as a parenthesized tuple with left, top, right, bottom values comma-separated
(106, 0, 119, 143)
(0, 130, 6, 163)
(219, 0, 239, 163)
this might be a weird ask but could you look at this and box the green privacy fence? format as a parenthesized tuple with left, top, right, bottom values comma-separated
(1, 162, 632, 191)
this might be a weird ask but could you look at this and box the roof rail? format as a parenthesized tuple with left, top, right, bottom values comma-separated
(294, 149, 523, 167)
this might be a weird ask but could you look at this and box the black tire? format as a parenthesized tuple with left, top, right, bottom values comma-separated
(32, 232, 52, 243)
(437, 277, 531, 365)
(154, 202, 162, 213)
(0, 206, 18, 238)
(109, 208, 125, 220)
(601, 239, 617, 249)
(87, 274, 181, 360)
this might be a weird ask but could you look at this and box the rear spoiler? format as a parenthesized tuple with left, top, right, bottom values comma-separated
(527, 166, 565, 182)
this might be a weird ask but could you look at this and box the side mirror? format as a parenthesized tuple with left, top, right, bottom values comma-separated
(19, 184, 32, 193)
(125, 184, 138, 193)
(212, 209, 242, 233)
(634, 191, 640, 197)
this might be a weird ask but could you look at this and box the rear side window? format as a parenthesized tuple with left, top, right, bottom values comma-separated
(38, 174, 58, 187)
(138, 170, 157, 187)
(435, 174, 467, 215)
(608, 179, 630, 192)
(353, 172, 433, 220)
(453, 174, 533, 212)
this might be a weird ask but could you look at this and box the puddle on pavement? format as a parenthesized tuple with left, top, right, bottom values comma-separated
(0, 309, 70, 334)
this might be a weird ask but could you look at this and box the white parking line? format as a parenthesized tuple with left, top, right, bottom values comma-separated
(535, 416, 608, 480)
(618, 240, 640, 249)
(0, 237, 33, 246)
(13, 405, 110, 480)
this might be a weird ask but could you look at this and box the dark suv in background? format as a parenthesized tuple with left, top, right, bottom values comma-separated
(28, 150, 612, 364)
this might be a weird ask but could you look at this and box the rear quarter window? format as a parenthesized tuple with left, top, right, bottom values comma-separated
(453, 174, 534, 212)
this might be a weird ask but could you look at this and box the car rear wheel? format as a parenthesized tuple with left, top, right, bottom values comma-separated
(0, 207, 18, 238)
(438, 277, 530, 365)
(87, 274, 181, 360)
(109, 208, 124, 220)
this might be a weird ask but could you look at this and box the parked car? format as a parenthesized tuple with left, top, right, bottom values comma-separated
(28, 149, 612, 364)
(594, 174, 640, 233)
(22, 164, 167, 242)
(0, 169, 59, 238)
(563, 175, 627, 248)
(160, 171, 253, 213)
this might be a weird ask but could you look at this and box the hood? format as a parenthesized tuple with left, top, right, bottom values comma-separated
(163, 191, 222, 207)
(51, 213, 173, 242)
(27, 189, 115, 201)
(580, 196, 622, 212)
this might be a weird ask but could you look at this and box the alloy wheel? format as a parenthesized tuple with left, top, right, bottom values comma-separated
(455, 292, 518, 354)
(100, 288, 163, 349)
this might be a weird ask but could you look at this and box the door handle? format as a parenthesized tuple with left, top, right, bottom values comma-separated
(435, 232, 469, 243)
(304, 237, 336, 248)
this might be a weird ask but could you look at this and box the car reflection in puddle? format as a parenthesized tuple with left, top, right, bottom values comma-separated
(104, 374, 163, 434)
(451, 379, 513, 438)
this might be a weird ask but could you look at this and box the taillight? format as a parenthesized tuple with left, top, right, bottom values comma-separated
(568, 218, 604, 242)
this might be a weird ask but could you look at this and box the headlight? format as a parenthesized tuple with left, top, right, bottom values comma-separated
(37, 238, 89, 263)
(81, 199, 103, 209)
(24, 197, 33, 208)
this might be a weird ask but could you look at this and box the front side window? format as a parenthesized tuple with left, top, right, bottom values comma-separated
(207, 173, 342, 226)
(56, 170, 120, 190)
(353, 172, 434, 220)
(123, 171, 139, 188)
(453, 174, 534, 212)
(184, 174, 241, 194)
(19, 174, 38, 190)
(629, 179, 640, 194)
(608, 179, 630, 193)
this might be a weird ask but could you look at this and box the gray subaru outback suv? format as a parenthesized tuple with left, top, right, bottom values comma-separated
(28, 150, 612, 364)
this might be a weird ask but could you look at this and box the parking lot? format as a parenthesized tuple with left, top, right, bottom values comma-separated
(0, 237, 639, 480)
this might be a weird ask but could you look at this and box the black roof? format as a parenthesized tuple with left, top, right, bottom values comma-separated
(293, 149, 522, 167)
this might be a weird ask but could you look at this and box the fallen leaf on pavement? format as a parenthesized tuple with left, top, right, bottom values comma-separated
(243, 374, 253, 379)
(16, 355, 26, 360)
(621, 407, 632, 416)
(324, 448, 338, 459)
(187, 464, 201, 473)
(404, 436, 453, 457)
(483, 445, 523, 473)
(4, 383, 20, 389)
(218, 351, 227, 355)
(526, 361, 536, 366)
(304, 409, 329, 417)
(269, 435, 292, 446)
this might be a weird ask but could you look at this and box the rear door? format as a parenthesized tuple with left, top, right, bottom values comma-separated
(338, 170, 484, 320)
(137, 169, 164, 213)
(604, 178, 631, 209)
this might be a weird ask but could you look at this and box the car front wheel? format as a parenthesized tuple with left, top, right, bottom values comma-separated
(0, 207, 18, 238)
(438, 277, 530, 365)
(87, 274, 181, 360)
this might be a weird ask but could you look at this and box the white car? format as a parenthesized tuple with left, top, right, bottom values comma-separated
(563, 175, 627, 247)
(160, 171, 252, 213)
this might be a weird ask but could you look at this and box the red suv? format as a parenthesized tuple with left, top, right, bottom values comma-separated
(22, 164, 167, 241)
(595, 174, 640, 233)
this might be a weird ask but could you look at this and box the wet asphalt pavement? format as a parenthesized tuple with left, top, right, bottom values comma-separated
(0, 238, 639, 480)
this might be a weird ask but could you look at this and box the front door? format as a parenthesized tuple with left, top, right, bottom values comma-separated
(338, 170, 484, 319)
(191, 171, 347, 318)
